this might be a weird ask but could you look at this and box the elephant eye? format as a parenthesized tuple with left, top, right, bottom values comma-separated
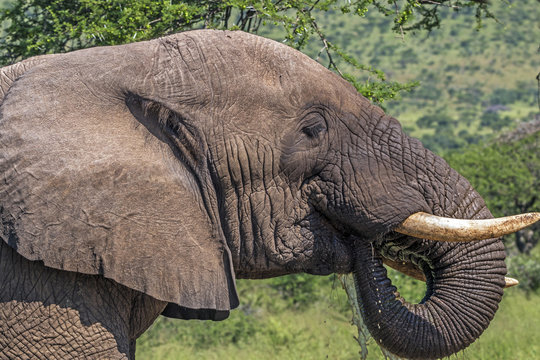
(301, 113, 327, 139)
(302, 123, 326, 138)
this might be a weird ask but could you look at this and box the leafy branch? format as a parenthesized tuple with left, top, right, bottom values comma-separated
(0, 0, 497, 104)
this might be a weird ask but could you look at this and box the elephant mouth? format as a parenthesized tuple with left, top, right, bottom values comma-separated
(372, 234, 433, 300)
(306, 206, 537, 287)
(354, 211, 538, 286)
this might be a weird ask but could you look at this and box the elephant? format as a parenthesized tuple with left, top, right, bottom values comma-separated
(0, 29, 538, 359)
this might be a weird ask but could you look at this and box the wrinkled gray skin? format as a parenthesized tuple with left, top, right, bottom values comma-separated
(0, 30, 505, 359)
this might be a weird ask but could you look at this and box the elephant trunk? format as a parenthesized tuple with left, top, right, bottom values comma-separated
(351, 145, 507, 359)
(353, 235, 506, 359)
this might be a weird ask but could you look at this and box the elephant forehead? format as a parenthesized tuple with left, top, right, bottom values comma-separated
(166, 30, 359, 120)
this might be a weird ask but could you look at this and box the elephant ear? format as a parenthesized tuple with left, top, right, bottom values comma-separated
(0, 49, 238, 320)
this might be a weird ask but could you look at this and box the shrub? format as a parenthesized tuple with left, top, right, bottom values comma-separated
(507, 247, 540, 293)
(480, 112, 511, 130)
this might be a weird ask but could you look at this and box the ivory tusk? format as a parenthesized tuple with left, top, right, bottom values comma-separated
(504, 277, 519, 288)
(394, 212, 540, 242)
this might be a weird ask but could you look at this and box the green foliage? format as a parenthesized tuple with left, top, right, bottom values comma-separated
(445, 130, 539, 221)
(140, 308, 259, 349)
(267, 273, 320, 310)
(386, 267, 426, 303)
(489, 86, 537, 106)
(506, 245, 540, 293)
(138, 270, 540, 359)
(0, 0, 499, 104)
(410, 83, 441, 101)
(136, 269, 429, 360)
(416, 112, 473, 152)
(0, 0, 207, 57)
(417, 113, 453, 128)
(480, 111, 511, 131)
(137, 274, 358, 359)
(421, 132, 465, 152)
(342, 72, 419, 104)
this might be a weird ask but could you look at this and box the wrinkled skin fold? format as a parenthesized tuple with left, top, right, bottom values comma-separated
(0, 30, 509, 359)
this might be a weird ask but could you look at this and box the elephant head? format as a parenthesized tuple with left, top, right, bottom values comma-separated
(1, 30, 537, 359)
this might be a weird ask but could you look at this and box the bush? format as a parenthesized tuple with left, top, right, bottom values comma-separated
(412, 84, 442, 101)
(416, 113, 454, 129)
(268, 273, 321, 309)
(507, 247, 540, 293)
(422, 131, 465, 153)
(140, 309, 260, 348)
(489, 88, 521, 105)
(480, 112, 511, 130)
(456, 86, 484, 104)
(457, 129, 484, 145)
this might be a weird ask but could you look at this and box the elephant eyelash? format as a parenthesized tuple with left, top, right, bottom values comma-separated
(299, 108, 329, 140)
(302, 123, 326, 139)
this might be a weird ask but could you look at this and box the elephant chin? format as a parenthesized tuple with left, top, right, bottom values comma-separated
(351, 234, 506, 360)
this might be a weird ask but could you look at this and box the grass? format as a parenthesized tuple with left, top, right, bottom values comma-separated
(137, 304, 360, 360)
(137, 269, 540, 359)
